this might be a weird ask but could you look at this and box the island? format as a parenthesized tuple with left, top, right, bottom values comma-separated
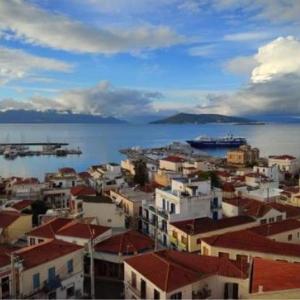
(150, 113, 264, 125)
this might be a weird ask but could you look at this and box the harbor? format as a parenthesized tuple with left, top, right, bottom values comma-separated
(0, 143, 82, 159)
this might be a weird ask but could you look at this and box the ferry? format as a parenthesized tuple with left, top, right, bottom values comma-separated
(186, 134, 247, 149)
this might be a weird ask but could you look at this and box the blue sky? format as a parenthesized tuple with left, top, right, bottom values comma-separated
(1, 0, 300, 120)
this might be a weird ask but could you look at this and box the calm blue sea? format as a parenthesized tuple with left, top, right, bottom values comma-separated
(0, 123, 299, 179)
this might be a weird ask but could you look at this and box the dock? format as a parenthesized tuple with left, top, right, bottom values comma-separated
(0, 142, 68, 146)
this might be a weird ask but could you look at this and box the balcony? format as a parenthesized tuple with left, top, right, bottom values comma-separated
(157, 209, 169, 220)
(169, 235, 178, 246)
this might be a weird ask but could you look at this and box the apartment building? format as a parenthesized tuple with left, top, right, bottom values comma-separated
(268, 155, 299, 176)
(227, 145, 259, 166)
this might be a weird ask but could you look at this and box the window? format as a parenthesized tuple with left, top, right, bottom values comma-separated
(170, 292, 182, 299)
(276, 215, 283, 222)
(140, 279, 147, 299)
(33, 273, 40, 290)
(260, 219, 267, 224)
(1, 276, 10, 296)
(67, 259, 73, 273)
(48, 267, 56, 282)
(131, 272, 137, 288)
(38, 239, 44, 244)
(170, 203, 175, 214)
(269, 217, 274, 223)
(181, 236, 187, 245)
(288, 234, 293, 241)
(219, 252, 229, 259)
(196, 238, 201, 245)
(162, 199, 166, 210)
(172, 231, 178, 239)
(154, 289, 160, 299)
(66, 285, 75, 298)
(29, 238, 35, 245)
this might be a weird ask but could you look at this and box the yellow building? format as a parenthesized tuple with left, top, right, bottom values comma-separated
(14, 239, 84, 299)
(0, 211, 32, 244)
(227, 145, 259, 166)
(168, 216, 257, 252)
(201, 229, 300, 263)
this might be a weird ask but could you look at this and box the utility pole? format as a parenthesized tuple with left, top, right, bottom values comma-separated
(89, 239, 95, 300)
(10, 252, 17, 299)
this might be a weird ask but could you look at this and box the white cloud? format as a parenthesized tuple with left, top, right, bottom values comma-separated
(0, 81, 162, 117)
(224, 31, 271, 42)
(252, 36, 300, 83)
(0, 46, 72, 84)
(0, 0, 184, 54)
(188, 44, 215, 57)
(225, 55, 258, 76)
(197, 36, 300, 115)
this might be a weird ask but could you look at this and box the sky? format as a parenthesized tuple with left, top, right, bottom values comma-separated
(0, 0, 300, 121)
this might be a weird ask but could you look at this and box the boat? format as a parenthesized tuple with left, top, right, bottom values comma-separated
(186, 134, 247, 149)
(3, 147, 18, 159)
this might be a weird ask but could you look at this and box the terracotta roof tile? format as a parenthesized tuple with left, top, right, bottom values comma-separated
(251, 258, 300, 293)
(161, 156, 186, 163)
(0, 211, 22, 229)
(11, 200, 33, 211)
(15, 239, 82, 270)
(170, 216, 256, 235)
(249, 219, 300, 236)
(56, 222, 110, 239)
(125, 250, 248, 293)
(27, 218, 73, 239)
(95, 230, 154, 255)
(202, 230, 300, 258)
(70, 186, 96, 197)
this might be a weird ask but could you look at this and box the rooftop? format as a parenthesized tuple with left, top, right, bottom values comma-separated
(0, 210, 23, 229)
(56, 222, 111, 239)
(161, 156, 186, 163)
(249, 219, 300, 236)
(125, 250, 248, 293)
(77, 195, 113, 204)
(11, 200, 33, 211)
(27, 217, 73, 239)
(95, 230, 154, 255)
(170, 216, 256, 235)
(269, 155, 297, 160)
(70, 185, 96, 197)
(15, 239, 82, 270)
(202, 230, 300, 258)
(251, 258, 300, 293)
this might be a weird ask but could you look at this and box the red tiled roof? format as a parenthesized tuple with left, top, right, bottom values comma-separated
(170, 216, 256, 235)
(27, 218, 73, 239)
(59, 167, 76, 174)
(223, 197, 274, 218)
(125, 250, 248, 292)
(202, 230, 300, 258)
(161, 156, 186, 163)
(14, 177, 39, 185)
(268, 202, 300, 218)
(95, 230, 154, 255)
(11, 200, 33, 211)
(56, 222, 110, 239)
(251, 258, 300, 293)
(249, 219, 300, 236)
(0, 246, 19, 268)
(78, 172, 92, 179)
(269, 155, 296, 160)
(70, 186, 96, 197)
(15, 239, 82, 270)
(222, 183, 235, 192)
(0, 211, 21, 229)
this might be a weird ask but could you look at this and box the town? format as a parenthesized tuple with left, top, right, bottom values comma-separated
(0, 142, 300, 299)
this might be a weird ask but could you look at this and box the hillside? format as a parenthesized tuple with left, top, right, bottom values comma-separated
(0, 110, 126, 124)
(150, 113, 257, 124)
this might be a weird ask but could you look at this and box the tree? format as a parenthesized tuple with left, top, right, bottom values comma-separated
(133, 159, 149, 187)
(31, 200, 48, 226)
(197, 171, 220, 188)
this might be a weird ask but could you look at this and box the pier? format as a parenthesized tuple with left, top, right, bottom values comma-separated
(0, 142, 68, 146)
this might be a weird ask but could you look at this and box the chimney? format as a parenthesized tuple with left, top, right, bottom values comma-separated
(258, 285, 264, 293)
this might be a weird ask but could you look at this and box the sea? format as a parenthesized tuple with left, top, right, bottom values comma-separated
(0, 123, 299, 179)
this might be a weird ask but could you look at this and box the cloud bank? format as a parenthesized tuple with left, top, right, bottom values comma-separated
(0, 81, 161, 117)
(199, 36, 300, 115)
(0, 0, 184, 54)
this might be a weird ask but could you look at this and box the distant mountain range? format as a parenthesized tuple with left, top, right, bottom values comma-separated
(150, 113, 261, 124)
(0, 110, 126, 124)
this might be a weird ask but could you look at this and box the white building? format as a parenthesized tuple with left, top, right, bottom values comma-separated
(142, 176, 222, 246)
(268, 155, 299, 176)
